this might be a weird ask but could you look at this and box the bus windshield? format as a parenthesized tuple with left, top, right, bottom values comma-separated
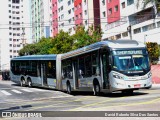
(113, 55, 150, 72)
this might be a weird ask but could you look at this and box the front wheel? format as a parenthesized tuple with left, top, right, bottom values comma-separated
(93, 84, 100, 96)
(67, 83, 72, 94)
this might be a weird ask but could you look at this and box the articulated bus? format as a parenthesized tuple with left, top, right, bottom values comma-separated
(61, 40, 152, 95)
(10, 54, 62, 90)
(10, 40, 152, 95)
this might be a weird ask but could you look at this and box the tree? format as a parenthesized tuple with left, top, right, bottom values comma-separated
(72, 25, 103, 50)
(19, 37, 53, 56)
(146, 42, 159, 64)
(19, 44, 39, 56)
(49, 30, 74, 54)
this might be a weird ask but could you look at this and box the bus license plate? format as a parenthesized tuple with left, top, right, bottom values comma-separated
(134, 84, 141, 88)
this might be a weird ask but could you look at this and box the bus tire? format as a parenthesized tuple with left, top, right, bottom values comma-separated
(20, 77, 26, 87)
(93, 83, 100, 96)
(27, 78, 32, 87)
(67, 82, 72, 94)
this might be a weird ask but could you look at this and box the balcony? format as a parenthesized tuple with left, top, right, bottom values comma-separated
(129, 7, 155, 26)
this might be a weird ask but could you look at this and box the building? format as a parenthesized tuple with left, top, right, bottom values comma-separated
(31, 0, 52, 42)
(0, 0, 31, 71)
(52, 0, 101, 37)
(100, 0, 160, 44)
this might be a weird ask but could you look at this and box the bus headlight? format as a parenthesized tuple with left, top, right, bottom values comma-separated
(148, 72, 152, 78)
(113, 73, 124, 80)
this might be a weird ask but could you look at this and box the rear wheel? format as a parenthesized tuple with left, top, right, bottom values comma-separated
(93, 83, 100, 96)
(20, 78, 26, 87)
(27, 78, 32, 87)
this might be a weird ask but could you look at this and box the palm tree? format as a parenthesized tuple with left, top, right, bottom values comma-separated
(137, 0, 160, 14)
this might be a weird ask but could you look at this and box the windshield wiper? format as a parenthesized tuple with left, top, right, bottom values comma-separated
(134, 61, 146, 73)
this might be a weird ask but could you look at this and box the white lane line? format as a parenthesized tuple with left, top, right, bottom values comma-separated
(11, 89, 22, 94)
(0, 90, 12, 95)
(30, 88, 45, 92)
(21, 89, 33, 92)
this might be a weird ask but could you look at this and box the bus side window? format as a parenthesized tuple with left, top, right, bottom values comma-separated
(92, 52, 99, 76)
(78, 57, 85, 78)
(85, 55, 92, 77)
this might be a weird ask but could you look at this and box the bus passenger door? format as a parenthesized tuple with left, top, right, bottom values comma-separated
(73, 60, 79, 89)
(41, 62, 47, 86)
(101, 50, 110, 89)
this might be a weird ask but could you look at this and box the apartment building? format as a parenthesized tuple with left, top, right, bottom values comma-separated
(100, 0, 160, 44)
(0, 0, 31, 71)
(31, 0, 52, 42)
(52, 0, 101, 37)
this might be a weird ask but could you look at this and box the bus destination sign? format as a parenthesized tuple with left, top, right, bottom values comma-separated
(113, 50, 143, 55)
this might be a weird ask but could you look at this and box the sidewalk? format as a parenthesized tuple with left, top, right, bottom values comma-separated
(151, 64, 160, 84)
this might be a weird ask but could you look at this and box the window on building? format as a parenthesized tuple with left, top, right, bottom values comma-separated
(108, 8, 112, 15)
(134, 28, 141, 34)
(115, 34, 121, 39)
(103, 11, 106, 17)
(108, 0, 111, 3)
(121, 2, 125, 8)
(68, 19, 71, 23)
(114, 5, 118, 12)
(12, 0, 20, 4)
(127, 0, 134, 6)
(68, 9, 71, 14)
(85, 20, 87, 25)
(122, 32, 128, 37)
(84, 10, 87, 15)
(102, 0, 105, 5)
(68, 0, 71, 6)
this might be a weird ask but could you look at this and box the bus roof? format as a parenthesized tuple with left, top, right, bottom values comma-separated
(11, 54, 57, 61)
(62, 40, 146, 59)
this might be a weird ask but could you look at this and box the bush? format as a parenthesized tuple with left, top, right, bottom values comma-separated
(146, 42, 159, 64)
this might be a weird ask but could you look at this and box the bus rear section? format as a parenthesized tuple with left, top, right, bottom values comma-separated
(10, 55, 59, 89)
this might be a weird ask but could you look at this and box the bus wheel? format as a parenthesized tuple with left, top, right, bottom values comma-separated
(67, 83, 72, 94)
(27, 78, 32, 87)
(20, 78, 26, 87)
(93, 83, 100, 96)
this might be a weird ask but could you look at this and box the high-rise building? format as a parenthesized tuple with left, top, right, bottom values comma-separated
(31, 0, 52, 42)
(52, 0, 101, 37)
(100, 0, 160, 44)
(0, 0, 31, 71)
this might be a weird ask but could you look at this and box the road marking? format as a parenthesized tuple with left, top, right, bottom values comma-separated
(0, 90, 12, 95)
(21, 89, 32, 92)
(30, 88, 48, 92)
(11, 90, 22, 94)
(26, 96, 94, 111)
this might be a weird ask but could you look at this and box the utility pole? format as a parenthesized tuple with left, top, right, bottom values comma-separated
(127, 25, 132, 40)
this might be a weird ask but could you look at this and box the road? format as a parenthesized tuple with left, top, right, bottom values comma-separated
(0, 80, 160, 120)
